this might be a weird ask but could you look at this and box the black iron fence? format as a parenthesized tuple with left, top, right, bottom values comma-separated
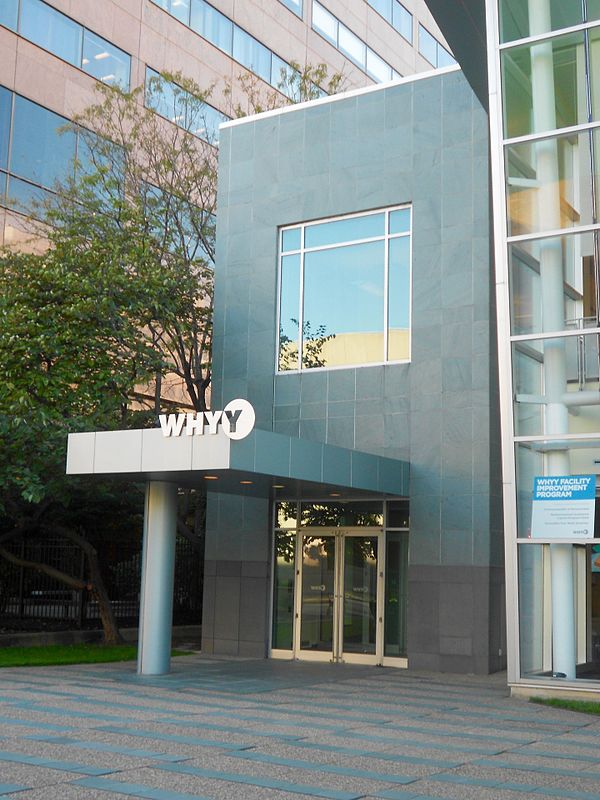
(0, 535, 202, 628)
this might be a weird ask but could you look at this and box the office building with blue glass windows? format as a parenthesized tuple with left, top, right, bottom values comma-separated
(62, 0, 600, 695)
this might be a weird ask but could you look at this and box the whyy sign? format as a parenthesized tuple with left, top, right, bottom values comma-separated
(159, 399, 255, 441)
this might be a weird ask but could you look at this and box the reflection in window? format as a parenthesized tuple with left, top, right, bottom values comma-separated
(190, 0, 233, 52)
(512, 333, 600, 437)
(0, 0, 18, 30)
(508, 231, 599, 336)
(272, 530, 295, 650)
(502, 32, 588, 139)
(300, 501, 384, 527)
(278, 0, 302, 17)
(82, 30, 131, 88)
(0, 87, 11, 171)
(384, 532, 408, 657)
(499, 0, 599, 44)
(15, 0, 130, 88)
(233, 27, 272, 83)
(155, 0, 191, 24)
(278, 207, 411, 371)
(312, 1, 395, 82)
(366, 0, 412, 43)
(506, 130, 598, 237)
(145, 68, 230, 143)
(20, 0, 82, 65)
(158, 0, 302, 100)
(418, 23, 455, 68)
(10, 95, 76, 190)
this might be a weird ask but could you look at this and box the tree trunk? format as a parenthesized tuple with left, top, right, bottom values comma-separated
(52, 526, 125, 645)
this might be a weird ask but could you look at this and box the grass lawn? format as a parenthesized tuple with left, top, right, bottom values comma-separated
(531, 696, 600, 716)
(0, 644, 192, 668)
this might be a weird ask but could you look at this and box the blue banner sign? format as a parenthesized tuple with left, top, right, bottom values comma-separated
(531, 475, 596, 539)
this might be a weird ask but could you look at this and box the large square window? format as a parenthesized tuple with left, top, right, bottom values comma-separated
(277, 207, 411, 371)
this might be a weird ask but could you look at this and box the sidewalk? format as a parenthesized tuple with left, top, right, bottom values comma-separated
(0, 656, 599, 799)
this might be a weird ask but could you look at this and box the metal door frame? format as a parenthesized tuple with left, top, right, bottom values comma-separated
(293, 527, 384, 665)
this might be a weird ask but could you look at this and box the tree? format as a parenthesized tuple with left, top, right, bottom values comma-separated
(0, 62, 343, 643)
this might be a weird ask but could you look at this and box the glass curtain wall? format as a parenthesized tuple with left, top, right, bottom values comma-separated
(488, 0, 600, 686)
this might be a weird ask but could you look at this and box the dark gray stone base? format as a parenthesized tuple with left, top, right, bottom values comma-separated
(407, 565, 506, 674)
(201, 558, 270, 657)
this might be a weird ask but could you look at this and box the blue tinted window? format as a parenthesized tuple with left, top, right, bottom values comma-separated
(10, 95, 75, 189)
(145, 68, 229, 142)
(82, 30, 131, 89)
(272, 55, 299, 97)
(20, 0, 83, 66)
(0, 87, 12, 171)
(368, 0, 392, 18)
(437, 46, 456, 67)
(6, 174, 56, 213)
(233, 27, 272, 82)
(278, 254, 301, 371)
(418, 24, 438, 65)
(190, 0, 233, 53)
(303, 241, 385, 367)
(367, 48, 392, 82)
(278, 207, 412, 371)
(279, 0, 302, 16)
(155, 0, 191, 24)
(392, 1, 412, 42)
(0, 0, 18, 30)
(312, 1, 337, 46)
(305, 213, 385, 248)
(282, 228, 301, 252)
(390, 208, 410, 234)
(388, 236, 410, 360)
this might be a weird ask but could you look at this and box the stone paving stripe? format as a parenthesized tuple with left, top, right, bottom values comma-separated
(288, 739, 464, 767)
(377, 723, 536, 746)
(0, 785, 30, 796)
(73, 777, 212, 800)
(24, 735, 188, 762)
(0, 750, 113, 776)
(520, 748, 600, 763)
(534, 790, 600, 800)
(159, 717, 304, 741)
(6, 701, 131, 724)
(0, 715, 73, 733)
(12, 688, 198, 719)
(474, 757, 600, 779)
(431, 773, 541, 791)
(374, 791, 445, 800)
(428, 773, 599, 800)
(342, 726, 524, 755)
(95, 724, 251, 750)
(155, 761, 364, 800)
(204, 709, 344, 732)
(322, 729, 504, 755)
(203, 706, 400, 726)
(445, 707, 589, 727)
(228, 749, 419, 784)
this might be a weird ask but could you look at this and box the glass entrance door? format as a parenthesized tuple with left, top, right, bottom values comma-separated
(295, 530, 382, 664)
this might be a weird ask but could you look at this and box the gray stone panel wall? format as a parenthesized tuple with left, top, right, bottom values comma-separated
(207, 71, 505, 672)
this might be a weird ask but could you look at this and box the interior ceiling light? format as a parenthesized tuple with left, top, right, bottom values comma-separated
(94, 52, 110, 60)
(329, 492, 342, 497)
(204, 475, 218, 480)
(272, 484, 285, 489)
(240, 480, 253, 485)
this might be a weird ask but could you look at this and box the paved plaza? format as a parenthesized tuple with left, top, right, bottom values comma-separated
(0, 656, 599, 799)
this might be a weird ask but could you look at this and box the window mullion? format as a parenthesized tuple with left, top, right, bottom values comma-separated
(298, 225, 305, 371)
(384, 211, 390, 362)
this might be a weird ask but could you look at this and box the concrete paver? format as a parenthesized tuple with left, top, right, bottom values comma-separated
(0, 657, 598, 799)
